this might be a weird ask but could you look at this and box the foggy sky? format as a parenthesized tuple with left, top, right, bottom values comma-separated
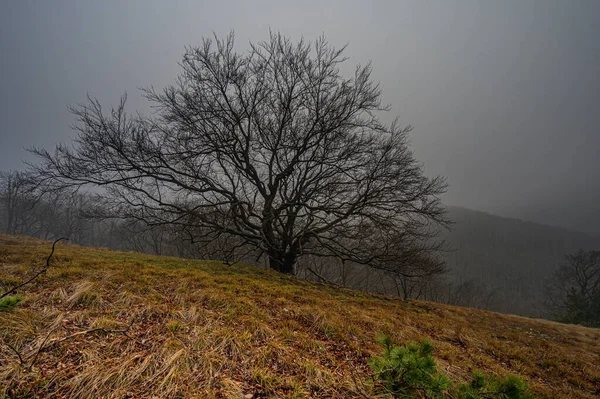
(1, 1, 599, 233)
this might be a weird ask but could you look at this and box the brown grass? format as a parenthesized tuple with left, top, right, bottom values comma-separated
(0, 234, 599, 398)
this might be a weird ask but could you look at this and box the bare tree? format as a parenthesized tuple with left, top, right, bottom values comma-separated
(31, 32, 447, 275)
(0, 170, 38, 235)
(546, 250, 600, 325)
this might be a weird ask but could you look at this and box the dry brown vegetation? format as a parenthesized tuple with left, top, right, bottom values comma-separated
(0, 235, 599, 398)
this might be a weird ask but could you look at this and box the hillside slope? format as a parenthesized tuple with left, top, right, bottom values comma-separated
(442, 206, 600, 315)
(1, 235, 599, 398)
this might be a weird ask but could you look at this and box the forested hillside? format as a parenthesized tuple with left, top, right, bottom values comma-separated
(442, 206, 600, 316)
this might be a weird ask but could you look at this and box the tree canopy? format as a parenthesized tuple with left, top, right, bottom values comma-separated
(32, 32, 447, 274)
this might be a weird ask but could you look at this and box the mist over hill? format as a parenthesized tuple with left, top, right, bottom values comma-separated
(441, 205, 600, 316)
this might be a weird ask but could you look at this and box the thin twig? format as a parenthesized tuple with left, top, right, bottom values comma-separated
(39, 317, 136, 353)
(4, 342, 25, 367)
(348, 360, 379, 399)
(5, 317, 139, 371)
(350, 372, 375, 399)
(0, 237, 68, 299)
(45, 237, 67, 268)
(27, 329, 56, 370)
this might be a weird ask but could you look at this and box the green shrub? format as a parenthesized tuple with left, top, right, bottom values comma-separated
(370, 335, 533, 399)
(370, 334, 450, 398)
(0, 294, 24, 311)
(457, 372, 532, 399)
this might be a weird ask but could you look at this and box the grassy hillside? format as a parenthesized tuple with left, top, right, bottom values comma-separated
(1, 235, 599, 398)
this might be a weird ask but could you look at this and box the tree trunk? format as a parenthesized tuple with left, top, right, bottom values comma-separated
(268, 252, 296, 275)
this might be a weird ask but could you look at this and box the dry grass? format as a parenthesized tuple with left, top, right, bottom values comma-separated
(0, 234, 599, 398)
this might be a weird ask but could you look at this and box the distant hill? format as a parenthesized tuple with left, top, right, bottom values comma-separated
(441, 205, 600, 316)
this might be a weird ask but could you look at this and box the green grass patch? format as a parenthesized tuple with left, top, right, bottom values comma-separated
(0, 294, 24, 311)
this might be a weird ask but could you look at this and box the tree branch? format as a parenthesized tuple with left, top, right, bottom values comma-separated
(0, 237, 68, 299)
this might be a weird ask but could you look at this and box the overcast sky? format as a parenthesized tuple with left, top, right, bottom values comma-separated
(1, 0, 599, 233)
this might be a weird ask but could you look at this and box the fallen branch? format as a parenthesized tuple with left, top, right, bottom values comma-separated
(4, 342, 25, 367)
(0, 237, 67, 299)
(348, 359, 378, 399)
(3, 317, 138, 370)
(27, 329, 55, 370)
(39, 317, 136, 353)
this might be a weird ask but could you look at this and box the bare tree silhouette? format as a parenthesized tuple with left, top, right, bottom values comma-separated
(31, 32, 447, 275)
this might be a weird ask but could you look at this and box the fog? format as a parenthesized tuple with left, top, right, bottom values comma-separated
(1, 0, 599, 233)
